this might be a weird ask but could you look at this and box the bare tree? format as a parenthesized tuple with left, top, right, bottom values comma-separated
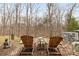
(65, 3, 77, 30)
(2, 3, 6, 36)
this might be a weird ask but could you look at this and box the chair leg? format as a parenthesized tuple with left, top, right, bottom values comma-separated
(47, 45, 49, 56)
(31, 51, 33, 56)
(47, 50, 49, 56)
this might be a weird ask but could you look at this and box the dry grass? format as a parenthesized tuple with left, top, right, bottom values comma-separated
(0, 35, 20, 45)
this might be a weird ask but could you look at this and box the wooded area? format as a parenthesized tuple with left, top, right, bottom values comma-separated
(0, 3, 79, 37)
